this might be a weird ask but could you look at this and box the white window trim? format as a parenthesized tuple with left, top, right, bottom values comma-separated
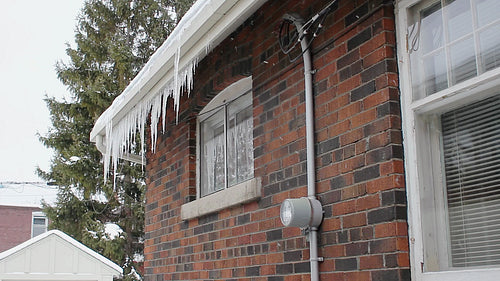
(396, 0, 500, 280)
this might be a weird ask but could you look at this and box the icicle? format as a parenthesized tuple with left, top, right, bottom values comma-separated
(174, 36, 181, 119)
(100, 0, 214, 182)
(161, 88, 168, 133)
(102, 57, 200, 182)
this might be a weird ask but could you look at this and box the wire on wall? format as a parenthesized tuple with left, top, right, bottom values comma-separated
(278, 0, 338, 62)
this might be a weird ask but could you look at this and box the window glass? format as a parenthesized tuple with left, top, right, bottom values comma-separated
(449, 36, 476, 83)
(445, 0, 472, 42)
(200, 109, 226, 197)
(479, 23, 500, 72)
(227, 105, 254, 187)
(420, 2, 443, 53)
(476, 0, 499, 27)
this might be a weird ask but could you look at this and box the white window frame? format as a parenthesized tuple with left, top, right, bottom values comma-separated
(396, 0, 500, 280)
(31, 211, 48, 238)
(180, 77, 261, 220)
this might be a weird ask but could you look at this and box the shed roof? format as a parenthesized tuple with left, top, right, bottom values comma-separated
(0, 230, 122, 281)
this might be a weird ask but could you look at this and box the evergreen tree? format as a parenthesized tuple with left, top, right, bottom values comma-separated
(38, 1, 194, 280)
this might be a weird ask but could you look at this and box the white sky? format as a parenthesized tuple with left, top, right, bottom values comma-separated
(0, 0, 85, 182)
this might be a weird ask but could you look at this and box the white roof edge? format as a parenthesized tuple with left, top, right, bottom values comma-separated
(0, 230, 123, 274)
(90, 0, 267, 142)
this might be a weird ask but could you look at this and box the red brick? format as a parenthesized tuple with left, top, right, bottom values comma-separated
(342, 184, 367, 200)
(317, 162, 341, 181)
(328, 120, 351, 138)
(360, 32, 392, 58)
(338, 101, 362, 121)
(363, 88, 391, 109)
(338, 74, 362, 94)
(351, 108, 377, 129)
(397, 237, 410, 251)
(375, 222, 399, 238)
(368, 131, 391, 149)
(343, 213, 367, 228)
(322, 217, 341, 232)
(363, 45, 395, 68)
(380, 160, 404, 175)
(317, 61, 338, 82)
(332, 200, 356, 216)
(375, 72, 399, 89)
(340, 128, 364, 146)
(366, 174, 405, 194)
(397, 252, 411, 267)
(360, 255, 384, 269)
(267, 252, 284, 264)
(322, 244, 345, 258)
(355, 194, 381, 211)
(343, 271, 371, 281)
(283, 226, 302, 238)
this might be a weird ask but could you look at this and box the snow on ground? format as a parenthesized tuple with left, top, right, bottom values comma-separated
(0, 182, 58, 207)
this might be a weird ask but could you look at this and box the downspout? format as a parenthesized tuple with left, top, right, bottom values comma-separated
(284, 14, 322, 281)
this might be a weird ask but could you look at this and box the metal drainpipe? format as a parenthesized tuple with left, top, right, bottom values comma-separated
(286, 14, 321, 281)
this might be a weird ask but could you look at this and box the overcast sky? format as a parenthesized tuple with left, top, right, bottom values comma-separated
(0, 0, 85, 182)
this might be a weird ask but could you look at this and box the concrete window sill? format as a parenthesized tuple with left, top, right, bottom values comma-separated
(180, 177, 261, 220)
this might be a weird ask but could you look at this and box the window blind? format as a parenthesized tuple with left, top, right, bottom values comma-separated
(441, 95, 500, 267)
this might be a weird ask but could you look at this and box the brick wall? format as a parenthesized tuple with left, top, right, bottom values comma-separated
(0, 206, 40, 252)
(144, 0, 409, 280)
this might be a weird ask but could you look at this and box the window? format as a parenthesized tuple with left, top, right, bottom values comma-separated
(199, 91, 254, 197)
(396, 0, 500, 279)
(181, 77, 260, 220)
(32, 212, 48, 238)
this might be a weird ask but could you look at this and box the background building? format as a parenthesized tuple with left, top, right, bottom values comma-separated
(0, 182, 57, 252)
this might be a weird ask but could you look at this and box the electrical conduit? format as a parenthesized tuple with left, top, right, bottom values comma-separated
(288, 14, 322, 281)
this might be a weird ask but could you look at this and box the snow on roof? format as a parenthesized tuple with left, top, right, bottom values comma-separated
(90, 0, 267, 179)
(0, 182, 58, 208)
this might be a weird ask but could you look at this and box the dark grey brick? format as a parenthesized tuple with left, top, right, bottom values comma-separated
(354, 165, 380, 183)
(351, 80, 376, 102)
(348, 27, 372, 51)
(335, 258, 358, 271)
